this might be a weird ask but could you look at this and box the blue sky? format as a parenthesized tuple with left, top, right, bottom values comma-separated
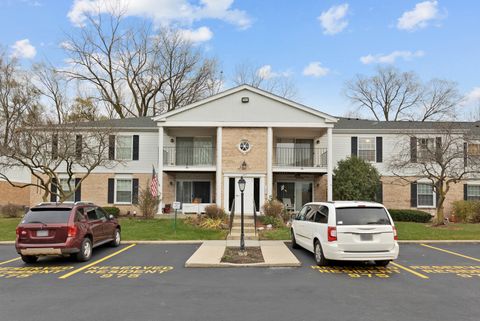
(1, 0, 479, 117)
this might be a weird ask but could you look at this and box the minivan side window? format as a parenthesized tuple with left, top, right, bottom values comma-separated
(296, 206, 310, 221)
(305, 206, 317, 221)
(314, 206, 329, 223)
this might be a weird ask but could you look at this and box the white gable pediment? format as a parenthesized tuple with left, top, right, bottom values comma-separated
(154, 86, 337, 127)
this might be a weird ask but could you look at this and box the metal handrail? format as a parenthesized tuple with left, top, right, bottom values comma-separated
(273, 147, 327, 167)
(163, 146, 215, 166)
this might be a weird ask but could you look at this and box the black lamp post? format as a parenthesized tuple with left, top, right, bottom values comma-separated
(238, 176, 246, 251)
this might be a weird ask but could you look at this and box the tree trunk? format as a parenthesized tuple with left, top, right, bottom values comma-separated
(435, 195, 446, 225)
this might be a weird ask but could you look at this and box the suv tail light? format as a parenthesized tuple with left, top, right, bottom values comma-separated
(16, 227, 26, 236)
(68, 225, 77, 238)
(392, 226, 398, 240)
(327, 226, 337, 242)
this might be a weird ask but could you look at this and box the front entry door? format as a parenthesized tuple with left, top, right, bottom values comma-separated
(234, 177, 255, 214)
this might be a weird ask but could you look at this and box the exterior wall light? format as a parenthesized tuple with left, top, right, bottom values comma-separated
(241, 97, 249, 103)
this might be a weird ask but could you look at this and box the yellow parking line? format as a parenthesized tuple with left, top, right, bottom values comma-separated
(390, 262, 429, 279)
(0, 257, 21, 266)
(421, 244, 480, 263)
(59, 244, 136, 279)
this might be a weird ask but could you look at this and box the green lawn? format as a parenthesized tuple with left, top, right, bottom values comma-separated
(259, 227, 290, 240)
(0, 217, 227, 241)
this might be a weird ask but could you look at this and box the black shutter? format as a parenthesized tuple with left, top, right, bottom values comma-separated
(50, 178, 58, 202)
(435, 137, 442, 160)
(108, 178, 115, 204)
(132, 179, 139, 204)
(132, 135, 139, 160)
(376, 137, 383, 163)
(52, 133, 58, 160)
(108, 135, 115, 160)
(464, 142, 468, 167)
(464, 184, 468, 201)
(375, 182, 383, 203)
(75, 178, 82, 202)
(351, 137, 358, 157)
(410, 182, 417, 207)
(410, 137, 417, 163)
(75, 135, 83, 160)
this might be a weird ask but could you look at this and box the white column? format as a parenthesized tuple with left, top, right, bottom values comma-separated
(158, 126, 164, 213)
(267, 127, 273, 198)
(216, 127, 222, 207)
(327, 127, 333, 201)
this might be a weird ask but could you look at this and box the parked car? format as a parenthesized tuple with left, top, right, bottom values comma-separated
(15, 202, 121, 263)
(291, 201, 399, 266)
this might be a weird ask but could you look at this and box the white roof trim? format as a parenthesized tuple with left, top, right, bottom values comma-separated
(152, 85, 338, 123)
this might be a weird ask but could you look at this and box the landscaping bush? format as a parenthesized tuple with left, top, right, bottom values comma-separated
(452, 200, 480, 223)
(262, 198, 284, 217)
(136, 182, 160, 219)
(260, 215, 283, 228)
(204, 204, 227, 220)
(199, 217, 224, 230)
(1, 203, 25, 218)
(388, 209, 432, 223)
(103, 207, 120, 218)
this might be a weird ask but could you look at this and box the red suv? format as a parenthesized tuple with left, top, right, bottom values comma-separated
(15, 202, 121, 263)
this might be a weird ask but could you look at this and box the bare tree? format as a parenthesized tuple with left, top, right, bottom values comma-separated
(416, 79, 462, 121)
(62, 8, 221, 118)
(389, 124, 480, 225)
(0, 123, 118, 202)
(233, 62, 298, 99)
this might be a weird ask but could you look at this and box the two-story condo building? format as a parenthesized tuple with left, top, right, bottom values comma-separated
(3, 85, 480, 217)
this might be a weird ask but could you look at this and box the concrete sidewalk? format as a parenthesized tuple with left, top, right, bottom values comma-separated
(184, 240, 301, 268)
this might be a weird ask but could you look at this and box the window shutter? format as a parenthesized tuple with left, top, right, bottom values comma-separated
(52, 133, 58, 160)
(464, 142, 468, 168)
(435, 137, 442, 160)
(375, 182, 383, 203)
(351, 137, 358, 157)
(108, 178, 115, 204)
(75, 135, 83, 160)
(410, 137, 417, 163)
(108, 135, 115, 160)
(132, 179, 139, 204)
(464, 184, 468, 201)
(75, 178, 82, 202)
(132, 135, 139, 160)
(376, 137, 383, 163)
(410, 182, 417, 207)
(50, 178, 58, 202)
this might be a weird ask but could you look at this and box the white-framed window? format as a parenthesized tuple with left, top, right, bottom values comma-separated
(358, 137, 376, 162)
(59, 178, 75, 202)
(417, 183, 435, 208)
(116, 136, 133, 160)
(466, 185, 480, 201)
(115, 178, 132, 204)
(418, 138, 435, 161)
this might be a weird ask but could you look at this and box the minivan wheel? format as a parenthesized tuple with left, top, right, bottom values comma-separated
(314, 240, 328, 266)
(375, 260, 391, 267)
(291, 229, 299, 249)
(21, 255, 38, 264)
(76, 238, 92, 262)
(110, 228, 121, 247)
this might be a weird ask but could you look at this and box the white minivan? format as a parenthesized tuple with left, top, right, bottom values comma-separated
(291, 201, 399, 266)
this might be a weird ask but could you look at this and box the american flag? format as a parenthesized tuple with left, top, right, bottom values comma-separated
(150, 166, 158, 197)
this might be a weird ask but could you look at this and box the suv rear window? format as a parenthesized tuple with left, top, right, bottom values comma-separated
(22, 208, 72, 224)
(335, 207, 391, 225)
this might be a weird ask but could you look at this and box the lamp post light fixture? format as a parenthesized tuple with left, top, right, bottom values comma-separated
(238, 176, 246, 251)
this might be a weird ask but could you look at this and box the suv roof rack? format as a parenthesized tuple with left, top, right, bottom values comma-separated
(74, 201, 95, 206)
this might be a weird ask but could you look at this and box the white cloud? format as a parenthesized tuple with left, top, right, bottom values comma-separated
(464, 87, 480, 106)
(397, 1, 443, 31)
(179, 27, 213, 43)
(318, 3, 349, 35)
(302, 62, 329, 78)
(256, 65, 291, 80)
(360, 50, 425, 64)
(10, 39, 37, 59)
(67, 0, 251, 30)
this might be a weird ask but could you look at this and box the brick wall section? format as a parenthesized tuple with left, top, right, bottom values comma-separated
(0, 181, 30, 206)
(222, 128, 267, 173)
(315, 175, 327, 202)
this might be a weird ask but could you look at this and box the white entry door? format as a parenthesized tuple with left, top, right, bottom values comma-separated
(234, 177, 255, 215)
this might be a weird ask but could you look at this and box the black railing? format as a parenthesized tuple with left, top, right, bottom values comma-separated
(163, 147, 215, 167)
(274, 147, 327, 167)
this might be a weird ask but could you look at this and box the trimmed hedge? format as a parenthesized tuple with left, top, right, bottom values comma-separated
(103, 207, 120, 217)
(388, 209, 432, 223)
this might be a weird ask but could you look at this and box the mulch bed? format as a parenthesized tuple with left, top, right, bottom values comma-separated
(221, 247, 265, 264)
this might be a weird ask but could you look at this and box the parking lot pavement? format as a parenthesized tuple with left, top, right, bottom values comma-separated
(0, 243, 479, 321)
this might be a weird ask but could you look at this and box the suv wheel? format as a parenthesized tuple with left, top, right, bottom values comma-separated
(76, 238, 92, 262)
(21, 255, 38, 264)
(110, 228, 121, 247)
(314, 240, 329, 266)
(291, 229, 299, 249)
(375, 260, 391, 267)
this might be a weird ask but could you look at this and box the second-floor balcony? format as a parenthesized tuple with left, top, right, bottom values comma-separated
(273, 147, 327, 169)
(163, 147, 216, 168)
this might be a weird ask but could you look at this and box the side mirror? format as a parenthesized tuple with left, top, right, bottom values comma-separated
(108, 215, 114, 220)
